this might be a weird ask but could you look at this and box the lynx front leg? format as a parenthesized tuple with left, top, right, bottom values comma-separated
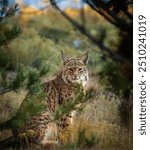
(41, 122, 59, 146)
(57, 114, 77, 144)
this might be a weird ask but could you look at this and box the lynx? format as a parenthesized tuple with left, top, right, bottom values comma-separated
(18, 51, 89, 146)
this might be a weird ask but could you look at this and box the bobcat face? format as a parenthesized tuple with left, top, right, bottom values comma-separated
(61, 51, 89, 86)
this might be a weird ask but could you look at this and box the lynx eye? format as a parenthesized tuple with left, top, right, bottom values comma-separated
(78, 68, 84, 72)
(68, 68, 74, 72)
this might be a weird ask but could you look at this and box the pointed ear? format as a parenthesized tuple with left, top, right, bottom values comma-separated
(81, 51, 89, 65)
(61, 50, 69, 65)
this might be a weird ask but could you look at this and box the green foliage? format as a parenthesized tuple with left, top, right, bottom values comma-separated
(0, 64, 49, 95)
(0, 0, 49, 134)
(98, 59, 132, 97)
(54, 84, 86, 120)
(0, 25, 21, 46)
(0, 2, 132, 149)
(54, 83, 95, 121)
(0, 2, 21, 45)
(0, 64, 48, 131)
(11, 94, 46, 131)
(0, 90, 47, 131)
(0, 2, 19, 20)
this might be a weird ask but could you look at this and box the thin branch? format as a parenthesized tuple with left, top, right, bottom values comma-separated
(85, 2, 118, 29)
(0, 136, 16, 149)
(49, 1, 131, 64)
(80, 1, 86, 30)
(85, 1, 132, 34)
(0, 88, 12, 95)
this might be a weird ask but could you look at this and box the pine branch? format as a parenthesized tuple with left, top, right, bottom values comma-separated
(0, 3, 19, 23)
(0, 26, 21, 46)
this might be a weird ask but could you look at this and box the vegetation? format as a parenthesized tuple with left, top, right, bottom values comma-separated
(49, 0, 133, 126)
(0, 0, 132, 149)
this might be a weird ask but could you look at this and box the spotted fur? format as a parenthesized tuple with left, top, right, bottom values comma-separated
(18, 51, 89, 146)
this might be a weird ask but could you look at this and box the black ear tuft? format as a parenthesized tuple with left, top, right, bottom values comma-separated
(61, 50, 69, 65)
(81, 51, 89, 65)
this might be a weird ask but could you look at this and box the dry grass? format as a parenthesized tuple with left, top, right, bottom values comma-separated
(55, 80, 132, 150)
(0, 80, 132, 150)
(59, 95, 132, 150)
(0, 90, 27, 123)
(58, 121, 132, 149)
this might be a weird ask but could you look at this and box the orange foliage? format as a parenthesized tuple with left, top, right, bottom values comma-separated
(65, 8, 79, 17)
(84, 6, 100, 17)
(18, 6, 44, 25)
(64, 6, 101, 18)
(128, 6, 133, 14)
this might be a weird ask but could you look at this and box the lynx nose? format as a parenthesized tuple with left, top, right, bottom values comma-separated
(72, 76, 79, 80)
